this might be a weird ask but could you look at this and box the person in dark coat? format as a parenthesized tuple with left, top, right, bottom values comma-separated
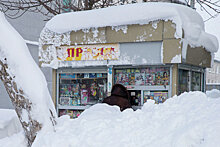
(102, 84, 132, 111)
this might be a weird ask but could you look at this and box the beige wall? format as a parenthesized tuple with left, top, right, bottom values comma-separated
(185, 45, 212, 68)
(69, 21, 164, 45)
(171, 64, 178, 96)
(163, 39, 182, 63)
(52, 69, 57, 106)
(40, 20, 212, 68)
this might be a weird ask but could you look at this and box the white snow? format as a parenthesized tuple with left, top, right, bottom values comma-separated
(206, 89, 220, 98)
(0, 109, 21, 139)
(0, 12, 57, 133)
(45, 3, 218, 53)
(25, 40, 39, 46)
(0, 132, 26, 147)
(1, 91, 220, 147)
(171, 54, 181, 63)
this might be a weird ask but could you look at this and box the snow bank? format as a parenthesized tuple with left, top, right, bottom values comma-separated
(0, 132, 26, 147)
(0, 109, 22, 139)
(206, 89, 220, 98)
(29, 91, 220, 147)
(1, 91, 220, 146)
(45, 3, 218, 53)
(0, 12, 56, 134)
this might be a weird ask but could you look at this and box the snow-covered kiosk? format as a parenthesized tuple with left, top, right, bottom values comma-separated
(39, 3, 218, 117)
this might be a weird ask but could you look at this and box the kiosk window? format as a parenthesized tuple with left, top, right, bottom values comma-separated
(191, 71, 201, 91)
(59, 73, 107, 107)
(178, 69, 189, 94)
(114, 67, 170, 86)
(178, 69, 204, 95)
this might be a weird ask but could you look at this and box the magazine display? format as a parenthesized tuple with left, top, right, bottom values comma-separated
(114, 67, 169, 86)
(59, 73, 107, 106)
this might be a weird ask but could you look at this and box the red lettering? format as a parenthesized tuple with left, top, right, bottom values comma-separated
(67, 48, 75, 57)
(111, 47, 115, 52)
(76, 48, 83, 57)
(100, 48, 104, 55)
(67, 49, 70, 57)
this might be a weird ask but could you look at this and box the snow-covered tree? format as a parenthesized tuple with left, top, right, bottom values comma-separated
(0, 12, 57, 146)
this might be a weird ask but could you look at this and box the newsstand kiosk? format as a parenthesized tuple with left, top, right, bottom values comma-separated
(39, 4, 217, 118)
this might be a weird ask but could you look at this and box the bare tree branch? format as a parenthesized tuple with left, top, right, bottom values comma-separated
(0, 0, 133, 20)
(0, 0, 219, 20)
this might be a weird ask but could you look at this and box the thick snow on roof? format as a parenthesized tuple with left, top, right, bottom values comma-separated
(45, 2, 218, 53)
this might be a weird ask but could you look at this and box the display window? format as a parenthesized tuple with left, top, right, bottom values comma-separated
(178, 67, 204, 95)
(114, 67, 170, 86)
(114, 66, 170, 107)
(58, 72, 107, 118)
(178, 69, 189, 94)
(191, 71, 201, 91)
(59, 73, 107, 106)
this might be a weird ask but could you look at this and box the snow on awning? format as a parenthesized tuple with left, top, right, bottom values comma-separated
(45, 2, 218, 53)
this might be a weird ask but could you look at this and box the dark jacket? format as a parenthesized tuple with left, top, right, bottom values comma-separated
(102, 84, 132, 111)
(102, 95, 132, 111)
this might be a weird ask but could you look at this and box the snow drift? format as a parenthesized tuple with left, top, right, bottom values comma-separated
(32, 91, 220, 147)
(0, 91, 217, 147)
(0, 109, 21, 139)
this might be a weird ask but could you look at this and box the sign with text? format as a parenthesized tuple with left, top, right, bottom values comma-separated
(57, 44, 120, 61)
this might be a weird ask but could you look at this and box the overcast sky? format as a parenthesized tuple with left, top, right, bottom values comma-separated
(196, 4, 220, 60)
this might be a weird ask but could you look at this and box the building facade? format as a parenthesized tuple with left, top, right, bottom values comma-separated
(206, 59, 220, 90)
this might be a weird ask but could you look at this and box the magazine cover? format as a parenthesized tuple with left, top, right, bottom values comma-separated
(143, 91, 151, 103)
(152, 91, 168, 103)
(129, 73, 135, 85)
(59, 97, 70, 105)
(114, 74, 120, 84)
(97, 73, 103, 78)
(145, 73, 152, 85)
(77, 73, 84, 78)
(162, 71, 169, 85)
(70, 97, 80, 106)
(135, 73, 145, 85)
(72, 84, 80, 96)
(59, 109, 67, 117)
(67, 110, 83, 119)
(89, 73, 96, 78)
(118, 73, 129, 85)
(90, 83, 97, 97)
(84, 73, 89, 78)
(60, 73, 76, 79)
(81, 89, 88, 105)
(98, 85, 105, 99)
